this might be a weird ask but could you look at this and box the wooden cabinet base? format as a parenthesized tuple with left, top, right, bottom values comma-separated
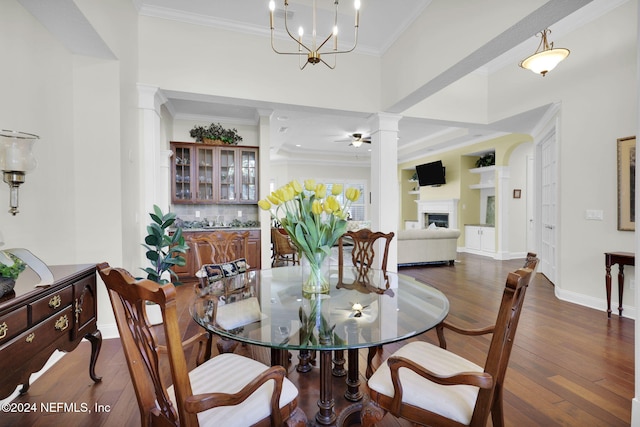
(0, 264, 102, 399)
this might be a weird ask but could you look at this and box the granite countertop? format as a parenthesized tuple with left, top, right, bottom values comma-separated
(180, 226, 261, 232)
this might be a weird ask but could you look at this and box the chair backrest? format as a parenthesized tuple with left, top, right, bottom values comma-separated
(190, 230, 250, 268)
(271, 228, 299, 267)
(271, 228, 297, 256)
(338, 229, 394, 284)
(473, 255, 538, 422)
(97, 262, 198, 427)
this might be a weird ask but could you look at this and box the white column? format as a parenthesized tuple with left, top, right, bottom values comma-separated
(137, 84, 168, 259)
(368, 113, 401, 272)
(257, 109, 273, 270)
(495, 166, 510, 260)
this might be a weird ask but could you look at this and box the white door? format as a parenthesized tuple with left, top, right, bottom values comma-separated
(538, 130, 558, 284)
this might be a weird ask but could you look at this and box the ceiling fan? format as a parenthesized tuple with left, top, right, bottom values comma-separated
(335, 133, 371, 147)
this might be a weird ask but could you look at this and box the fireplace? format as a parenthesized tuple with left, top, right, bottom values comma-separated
(425, 213, 449, 228)
(416, 199, 459, 229)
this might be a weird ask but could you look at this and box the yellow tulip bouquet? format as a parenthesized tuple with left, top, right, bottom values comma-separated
(259, 179, 361, 294)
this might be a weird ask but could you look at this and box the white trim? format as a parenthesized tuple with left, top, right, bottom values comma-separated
(555, 286, 636, 320)
(416, 199, 459, 229)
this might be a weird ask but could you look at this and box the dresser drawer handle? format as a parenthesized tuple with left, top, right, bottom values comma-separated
(0, 322, 7, 340)
(26, 333, 35, 343)
(49, 295, 62, 309)
(55, 315, 69, 332)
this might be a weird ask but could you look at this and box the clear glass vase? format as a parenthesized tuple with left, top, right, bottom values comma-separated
(301, 251, 330, 296)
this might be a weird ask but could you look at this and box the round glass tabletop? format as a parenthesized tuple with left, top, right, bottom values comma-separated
(191, 265, 449, 351)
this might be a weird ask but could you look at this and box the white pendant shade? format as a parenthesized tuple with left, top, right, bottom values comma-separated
(519, 28, 569, 77)
(520, 48, 570, 76)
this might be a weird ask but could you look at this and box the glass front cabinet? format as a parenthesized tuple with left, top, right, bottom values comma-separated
(171, 142, 259, 205)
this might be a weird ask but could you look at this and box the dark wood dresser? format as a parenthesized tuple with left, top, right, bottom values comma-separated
(0, 264, 101, 399)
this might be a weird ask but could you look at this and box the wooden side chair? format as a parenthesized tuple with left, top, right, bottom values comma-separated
(190, 230, 250, 268)
(336, 228, 395, 378)
(97, 262, 306, 427)
(337, 228, 394, 291)
(362, 255, 539, 427)
(188, 231, 252, 355)
(271, 228, 299, 267)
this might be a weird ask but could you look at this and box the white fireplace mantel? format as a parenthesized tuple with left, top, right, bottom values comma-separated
(416, 199, 459, 229)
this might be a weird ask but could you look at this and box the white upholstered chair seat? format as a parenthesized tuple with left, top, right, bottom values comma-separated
(367, 341, 483, 425)
(167, 353, 299, 427)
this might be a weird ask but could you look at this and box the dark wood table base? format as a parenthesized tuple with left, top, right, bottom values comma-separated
(605, 252, 635, 318)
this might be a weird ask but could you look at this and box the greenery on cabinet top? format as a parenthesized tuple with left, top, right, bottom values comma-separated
(189, 122, 243, 144)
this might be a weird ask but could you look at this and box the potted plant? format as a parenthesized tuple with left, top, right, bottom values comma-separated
(141, 205, 189, 285)
(0, 251, 25, 297)
(189, 122, 243, 145)
(475, 152, 495, 168)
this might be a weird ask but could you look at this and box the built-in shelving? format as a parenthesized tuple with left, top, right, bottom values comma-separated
(408, 179, 420, 195)
(468, 165, 496, 190)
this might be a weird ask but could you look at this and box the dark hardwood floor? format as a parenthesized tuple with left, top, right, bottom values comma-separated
(2, 253, 633, 426)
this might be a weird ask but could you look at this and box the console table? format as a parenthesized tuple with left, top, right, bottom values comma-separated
(605, 252, 635, 318)
(0, 264, 102, 399)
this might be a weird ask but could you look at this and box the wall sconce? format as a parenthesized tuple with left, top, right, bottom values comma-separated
(0, 130, 40, 215)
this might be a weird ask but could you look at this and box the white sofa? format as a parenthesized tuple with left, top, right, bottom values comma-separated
(397, 228, 460, 266)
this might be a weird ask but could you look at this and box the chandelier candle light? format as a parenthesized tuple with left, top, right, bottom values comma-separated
(269, 0, 360, 70)
(259, 180, 360, 294)
(519, 28, 570, 76)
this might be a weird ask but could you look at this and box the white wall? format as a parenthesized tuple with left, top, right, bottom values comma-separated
(488, 1, 637, 313)
(1, 0, 139, 333)
(381, 0, 546, 111)
(138, 16, 381, 115)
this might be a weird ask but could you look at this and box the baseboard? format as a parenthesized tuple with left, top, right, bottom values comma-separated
(554, 286, 636, 320)
(97, 322, 120, 339)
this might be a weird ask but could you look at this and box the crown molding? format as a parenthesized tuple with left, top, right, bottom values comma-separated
(138, 4, 380, 56)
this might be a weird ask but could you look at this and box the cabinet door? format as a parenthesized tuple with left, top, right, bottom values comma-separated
(217, 148, 237, 202)
(238, 148, 258, 203)
(172, 144, 194, 203)
(481, 227, 495, 253)
(465, 226, 482, 251)
(246, 230, 261, 270)
(195, 146, 215, 202)
(73, 274, 98, 339)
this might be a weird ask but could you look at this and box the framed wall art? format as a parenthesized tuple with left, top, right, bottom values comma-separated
(617, 136, 636, 231)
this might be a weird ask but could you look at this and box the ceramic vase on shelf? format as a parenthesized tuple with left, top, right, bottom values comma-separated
(301, 251, 330, 296)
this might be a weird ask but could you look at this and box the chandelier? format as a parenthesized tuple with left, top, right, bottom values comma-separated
(269, 0, 360, 70)
(519, 29, 570, 76)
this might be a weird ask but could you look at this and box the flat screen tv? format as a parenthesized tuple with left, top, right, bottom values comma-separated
(416, 161, 446, 186)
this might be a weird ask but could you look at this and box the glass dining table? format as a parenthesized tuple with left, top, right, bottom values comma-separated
(190, 265, 449, 425)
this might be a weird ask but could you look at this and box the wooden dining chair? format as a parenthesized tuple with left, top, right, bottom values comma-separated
(336, 228, 395, 378)
(337, 228, 394, 289)
(362, 254, 539, 427)
(97, 262, 306, 427)
(271, 228, 299, 267)
(189, 230, 250, 268)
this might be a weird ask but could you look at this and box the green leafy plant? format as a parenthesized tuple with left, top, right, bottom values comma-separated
(189, 122, 243, 144)
(475, 152, 495, 168)
(142, 205, 189, 285)
(0, 252, 25, 280)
